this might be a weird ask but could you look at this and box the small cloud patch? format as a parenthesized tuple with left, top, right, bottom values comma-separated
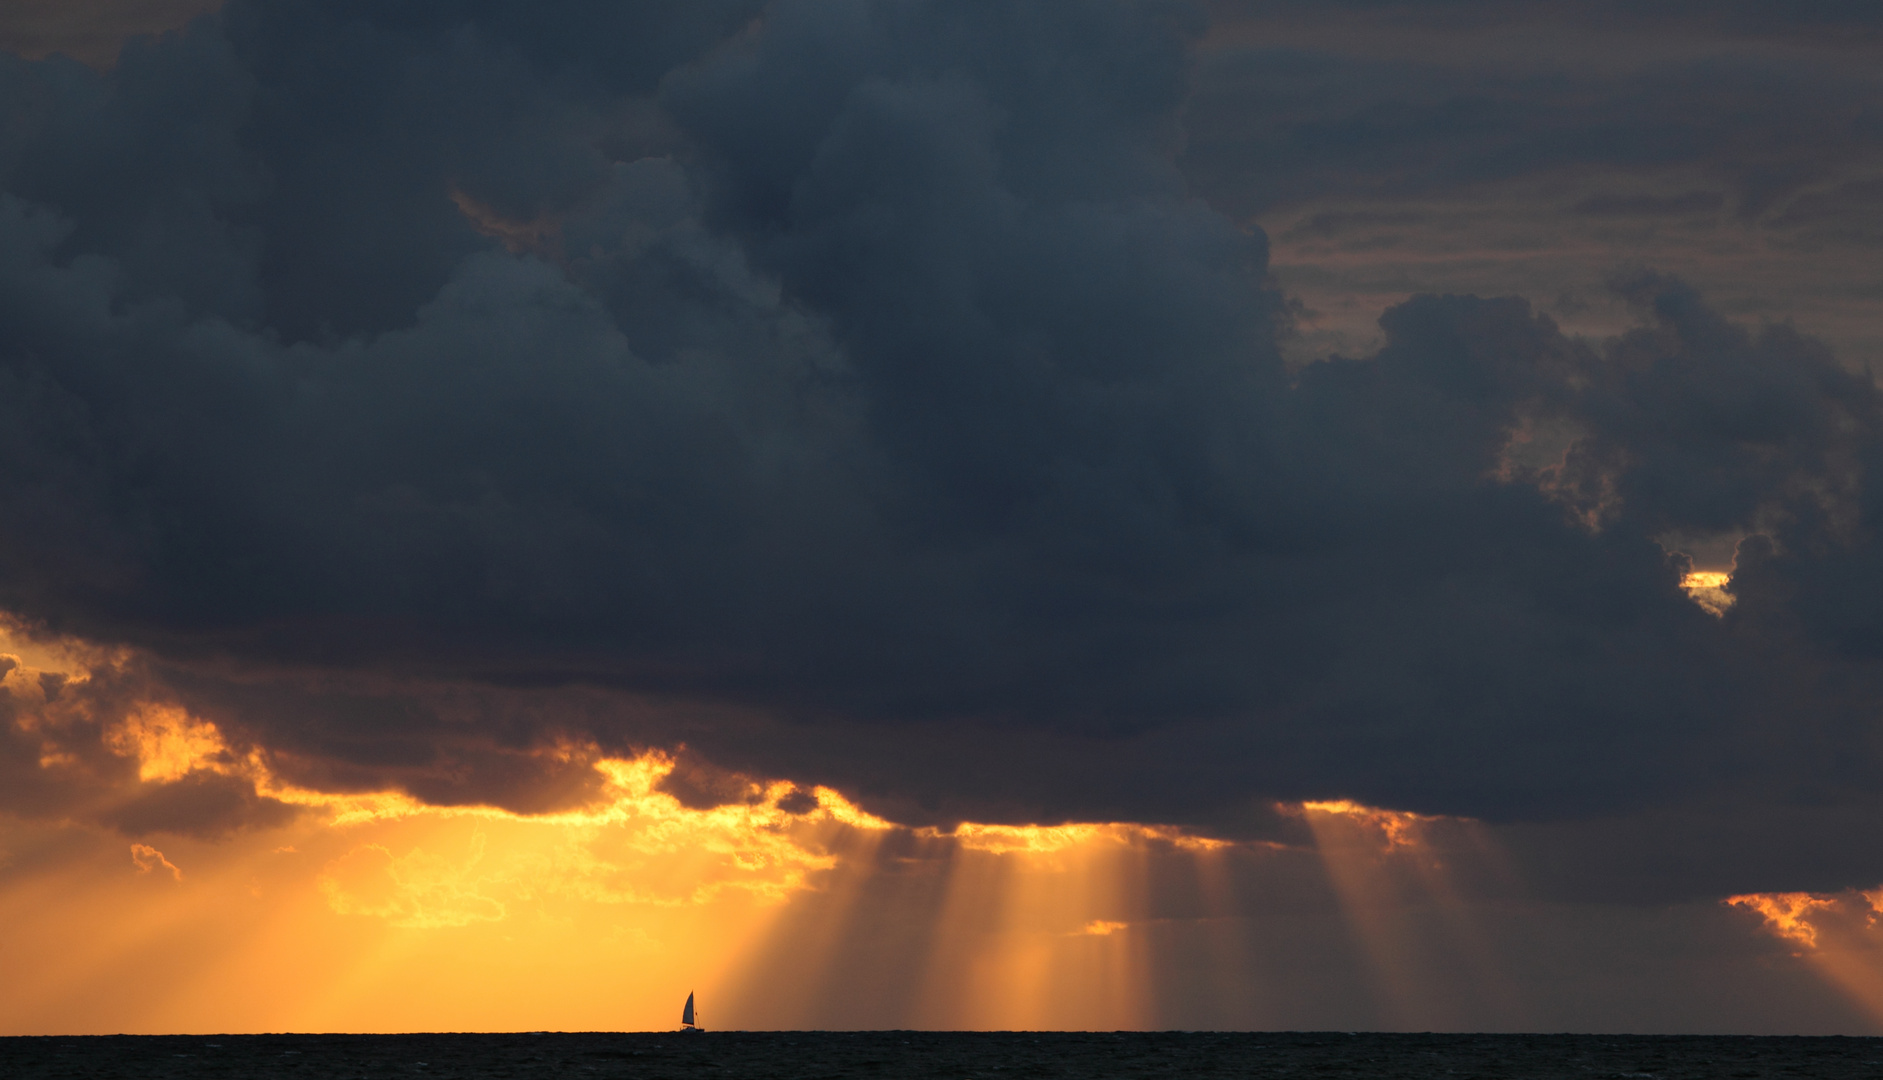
(130, 843, 182, 881)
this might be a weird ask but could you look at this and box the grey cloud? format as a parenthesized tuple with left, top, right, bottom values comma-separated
(1189, 0, 1883, 432)
(1181, 42, 1883, 223)
(93, 769, 297, 837)
(3, 0, 1883, 903)
(0, 0, 222, 68)
(1204, 1, 1883, 46)
(1571, 191, 1725, 217)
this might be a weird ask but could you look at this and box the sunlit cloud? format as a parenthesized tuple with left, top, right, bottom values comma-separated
(129, 843, 182, 882)
(1726, 888, 1883, 1024)
(5, 619, 1277, 1031)
(319, 838, 506, 928)
(1, 640, 1529, 1035)
(1726, 891, 1842, 952)
(106, 705, 233, 784)
(1299, 800, 1441, 853)
(298, 755, 891, 921)
(1680, 571, 1736, 617)
(931, 821, 1231, 856)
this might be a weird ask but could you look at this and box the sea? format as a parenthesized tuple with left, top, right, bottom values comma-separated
(3, 1030, 1880, 1079)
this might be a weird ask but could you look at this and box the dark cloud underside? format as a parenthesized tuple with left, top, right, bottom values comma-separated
(2, 0, 1883, 902)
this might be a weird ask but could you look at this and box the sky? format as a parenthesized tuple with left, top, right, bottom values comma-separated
(2, 0, 1883, 1035)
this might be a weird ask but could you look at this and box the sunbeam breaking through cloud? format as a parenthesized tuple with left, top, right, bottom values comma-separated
(5, 0, 1883, 1037)
(1726, 890, 1883, 1024)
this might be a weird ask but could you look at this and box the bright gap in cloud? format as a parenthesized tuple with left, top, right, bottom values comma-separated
(0, 623, 1875, 1033)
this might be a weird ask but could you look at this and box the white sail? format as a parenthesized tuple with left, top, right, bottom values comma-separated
(681, 991, 695, 1027)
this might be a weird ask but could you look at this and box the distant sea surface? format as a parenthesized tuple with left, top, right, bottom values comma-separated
(5, 1031, 1881, 1079)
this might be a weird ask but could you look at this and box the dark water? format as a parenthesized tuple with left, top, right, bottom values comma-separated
(5, 1031, 1881, 1079)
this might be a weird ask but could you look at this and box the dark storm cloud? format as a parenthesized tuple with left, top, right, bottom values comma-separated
(1209, 0, 1883, 25)
(1192, 0, 1883, 382)
(4, 0, 1883, 898)
(0, 0, 223, 68)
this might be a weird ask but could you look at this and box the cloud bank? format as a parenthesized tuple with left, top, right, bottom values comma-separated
(3, 0, 1883, 903)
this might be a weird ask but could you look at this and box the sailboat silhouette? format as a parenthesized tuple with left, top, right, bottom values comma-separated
(681, 991, 703, 1032)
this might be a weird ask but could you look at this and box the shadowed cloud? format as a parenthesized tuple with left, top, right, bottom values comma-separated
(0, 0, 1881, 916)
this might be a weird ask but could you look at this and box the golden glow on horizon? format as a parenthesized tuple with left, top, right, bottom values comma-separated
(0, 762, 1252, 1032)
(3, 623, 1280, 1032)
(909, 818, 1160, 1029)
(28, 621, 1851, 1034)
(0, 632, 1553, 1038)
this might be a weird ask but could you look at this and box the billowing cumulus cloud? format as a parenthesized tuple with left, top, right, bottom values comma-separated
(2, 0, 1883, 909)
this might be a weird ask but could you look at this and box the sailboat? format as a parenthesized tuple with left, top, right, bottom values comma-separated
(681, 991, 703, 1032)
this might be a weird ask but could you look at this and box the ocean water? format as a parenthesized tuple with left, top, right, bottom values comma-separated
(4, 1031, 1881, 1078)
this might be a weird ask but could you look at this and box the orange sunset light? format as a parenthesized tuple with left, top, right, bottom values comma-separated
(9, 621, 1604, 1038)
(1679, 571, 1735, 617)
(45, 625, 1849, 1035)
(3, 626, 1291, 1033)
(1296, 799, 1526, 1030)
(1726, 889, 1883, 1023)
